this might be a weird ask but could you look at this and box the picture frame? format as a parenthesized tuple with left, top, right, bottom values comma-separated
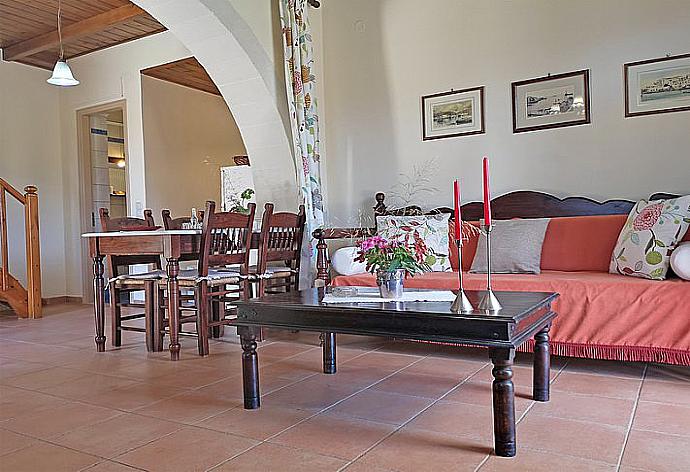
(511, 69, 590, 133)
(624, 53, 690, 117)
(421, 86, 485, 140)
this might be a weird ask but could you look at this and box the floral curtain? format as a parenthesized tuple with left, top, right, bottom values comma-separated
(280, 0, 324, 286)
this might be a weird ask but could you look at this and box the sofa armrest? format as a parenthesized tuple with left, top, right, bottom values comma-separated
(312, 227, 376, 285)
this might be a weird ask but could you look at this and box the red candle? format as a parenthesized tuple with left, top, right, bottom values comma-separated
(482, 156, 492, 226)
(453, 180, 462, 240)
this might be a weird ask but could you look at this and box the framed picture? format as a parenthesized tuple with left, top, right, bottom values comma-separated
(624, 53, 690, 117)
(512, 69, 590, 133)
(421, 86, 485, 140)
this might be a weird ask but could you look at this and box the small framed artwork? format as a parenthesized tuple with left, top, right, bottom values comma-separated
(624, 53, 690, 117)
(421, 86, 485, 140)
(512, 69, 590, 133)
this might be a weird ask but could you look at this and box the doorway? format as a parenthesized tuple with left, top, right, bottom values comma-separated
(76, 100, 128, 303)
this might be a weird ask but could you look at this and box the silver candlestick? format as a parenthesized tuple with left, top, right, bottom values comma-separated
(478, 222, 502, 312)
(450, 239, 473, 313)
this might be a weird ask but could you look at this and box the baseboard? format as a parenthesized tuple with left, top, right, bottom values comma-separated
(42, 296, 83, 305)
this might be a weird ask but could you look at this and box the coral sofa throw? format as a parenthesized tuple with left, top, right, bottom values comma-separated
(610, 196, 690, 280)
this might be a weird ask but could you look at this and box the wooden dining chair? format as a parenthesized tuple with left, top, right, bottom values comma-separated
(161, 209, 204, 261)
(253, 203, 306, 296)
(99, 208, 164, 349)
(170, 201, 256, 356)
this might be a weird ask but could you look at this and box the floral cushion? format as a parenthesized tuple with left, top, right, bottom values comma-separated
(376, 214, 452, 272)
(610, 196, 690, 280)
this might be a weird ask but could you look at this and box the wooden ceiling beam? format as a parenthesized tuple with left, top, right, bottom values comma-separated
(3, 4, 146, 61)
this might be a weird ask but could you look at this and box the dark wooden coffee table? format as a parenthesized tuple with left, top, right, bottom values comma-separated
(234, 288, 558, 457)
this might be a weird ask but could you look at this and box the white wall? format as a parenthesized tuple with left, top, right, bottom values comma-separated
(0, 61, 66, 298)
(319, 0, 690, 223)
(142, 76, 247, 217)
(58, 32, 192, 297)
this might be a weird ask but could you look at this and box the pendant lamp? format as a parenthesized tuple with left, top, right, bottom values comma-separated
(47, 0, 79, 87)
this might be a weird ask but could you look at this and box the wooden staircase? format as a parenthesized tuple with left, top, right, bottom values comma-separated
(0, 179, 41, 318)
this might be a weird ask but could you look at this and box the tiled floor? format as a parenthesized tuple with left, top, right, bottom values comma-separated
(0, 304, 688, 472)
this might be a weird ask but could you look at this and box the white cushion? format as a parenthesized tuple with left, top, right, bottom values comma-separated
(670, 242, 690, 281)
(331, 246, 367, 276)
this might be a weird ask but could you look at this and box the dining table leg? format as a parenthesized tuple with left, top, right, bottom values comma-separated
(166, 256, 181, 360)
(92, 254, 106, 352)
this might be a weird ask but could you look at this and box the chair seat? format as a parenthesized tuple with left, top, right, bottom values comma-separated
(112, 269, 166, 287)
(252, 265, 297, 279)
(158, 268, 245, 287)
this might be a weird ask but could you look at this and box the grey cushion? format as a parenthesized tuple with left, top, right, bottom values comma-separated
(470, 219, 550, 274)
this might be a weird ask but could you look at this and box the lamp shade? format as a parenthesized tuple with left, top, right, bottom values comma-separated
(47, 60, 79, 86)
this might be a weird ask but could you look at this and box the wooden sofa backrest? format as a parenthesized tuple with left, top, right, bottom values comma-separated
(313, 190, 679, 284)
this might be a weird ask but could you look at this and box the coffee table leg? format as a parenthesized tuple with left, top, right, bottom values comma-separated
(323, 332, 336, 374)
(533, 324, 551, 402)
(240, 327, 260, 409)
(93, 255, 106, 352)
(490, 347, 516, 457)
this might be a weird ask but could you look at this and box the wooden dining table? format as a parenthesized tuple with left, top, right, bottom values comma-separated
(82, 229, 261, 360)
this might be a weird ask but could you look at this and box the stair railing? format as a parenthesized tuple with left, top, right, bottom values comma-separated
(0, 178, 42, 318)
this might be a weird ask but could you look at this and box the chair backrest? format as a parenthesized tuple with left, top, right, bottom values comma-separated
(198, 201, 255, 276)
(161, 209, 205, 262)
(161, 209, 205, 230)
(99, 208, 161, 277)
(256, 203, 306, 274)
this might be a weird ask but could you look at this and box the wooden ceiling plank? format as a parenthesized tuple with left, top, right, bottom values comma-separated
(3, 3, 146, 61)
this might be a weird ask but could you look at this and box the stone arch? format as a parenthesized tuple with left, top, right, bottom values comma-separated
(131, 0, 297, 210)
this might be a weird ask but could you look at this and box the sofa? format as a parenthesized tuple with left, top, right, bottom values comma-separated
(314, 191, 690, 365)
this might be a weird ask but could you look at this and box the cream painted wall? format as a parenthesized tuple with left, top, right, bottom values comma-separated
(58, 32, 192, 297)
(0, 61, 66, 298)
(142, 76, 247, 217)
(319, 0, 690, 223)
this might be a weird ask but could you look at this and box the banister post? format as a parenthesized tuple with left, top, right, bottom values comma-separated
(313, 228, 330, 286)
(23, 186, 42, 318)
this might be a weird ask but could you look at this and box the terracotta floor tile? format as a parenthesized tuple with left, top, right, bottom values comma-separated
(621, 429, 690, 472)
(530, 390, 635, 427)
(197, 372, 296, 400)
(254, 360, 318, 382)
(134, 389, 241, 425)
(83, 461, 144, 471)
(402, 356, 486, 379)
(0, 428, 35, 456)
(81, 380, 189, 411)
(479, 447, 616, 471)
(2, 400, 120, 440)
(320, 364, 399, 388)
(564, 358, 646, 379)
(53, 413, 181, 458)
(116, 426, 258, 472)
(406, 401, 498, 442)
(256, 341, 317, 360)
(443, 379, 534, 410)
(371, 370, 462, 399)
(645, 364, 690, 383)
(2, 366, 88, 391)
(470, 363, 558, 388)
(358, 428, 489, 472)
(342, 461, 397, 472)
(0, 441, 100, 472)
(344, 351, 422, 371)
(328, 389, 433, 425)
(632, 401, 690, 436)
(517, 414, 626, 464)
(212, 442, 346, 471)
(639, 378, 690, 406)
(0, 358, 50, 381)
(264, 380, 356, 411)
(270, 412, 397, 460)
(47, 374, 140, 402)
(200, 404, 313, 440)
(0, 386, 66, 421)
(551, 371, 642, 399)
